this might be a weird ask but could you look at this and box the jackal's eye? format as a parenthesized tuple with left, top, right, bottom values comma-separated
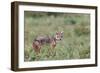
(61, 36, 63, 38)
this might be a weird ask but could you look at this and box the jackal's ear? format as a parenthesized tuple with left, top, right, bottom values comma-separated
(61, 31, 64, 33)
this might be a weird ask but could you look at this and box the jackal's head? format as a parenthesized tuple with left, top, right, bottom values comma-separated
(55, 31, 63, 41)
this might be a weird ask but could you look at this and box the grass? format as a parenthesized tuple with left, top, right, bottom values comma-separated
(24, 11, 90, 61)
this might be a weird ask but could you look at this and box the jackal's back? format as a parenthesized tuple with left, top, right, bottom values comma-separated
(34, 35, 52, 45)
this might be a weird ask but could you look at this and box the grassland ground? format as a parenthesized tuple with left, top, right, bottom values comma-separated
(24, 12, 90, 61)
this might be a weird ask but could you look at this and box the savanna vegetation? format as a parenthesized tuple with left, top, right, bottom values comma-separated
(24, 11, 90, 61)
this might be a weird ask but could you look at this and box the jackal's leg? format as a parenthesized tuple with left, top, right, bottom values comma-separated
(33, 41, 41, 60)
(34, 47, 41, 61)
(35, 45, 41, 54)
(33, 41, 41, 53)
(49, 43, 56, 57)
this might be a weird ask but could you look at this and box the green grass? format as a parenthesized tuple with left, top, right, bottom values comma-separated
(24, 11, 90, 61)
